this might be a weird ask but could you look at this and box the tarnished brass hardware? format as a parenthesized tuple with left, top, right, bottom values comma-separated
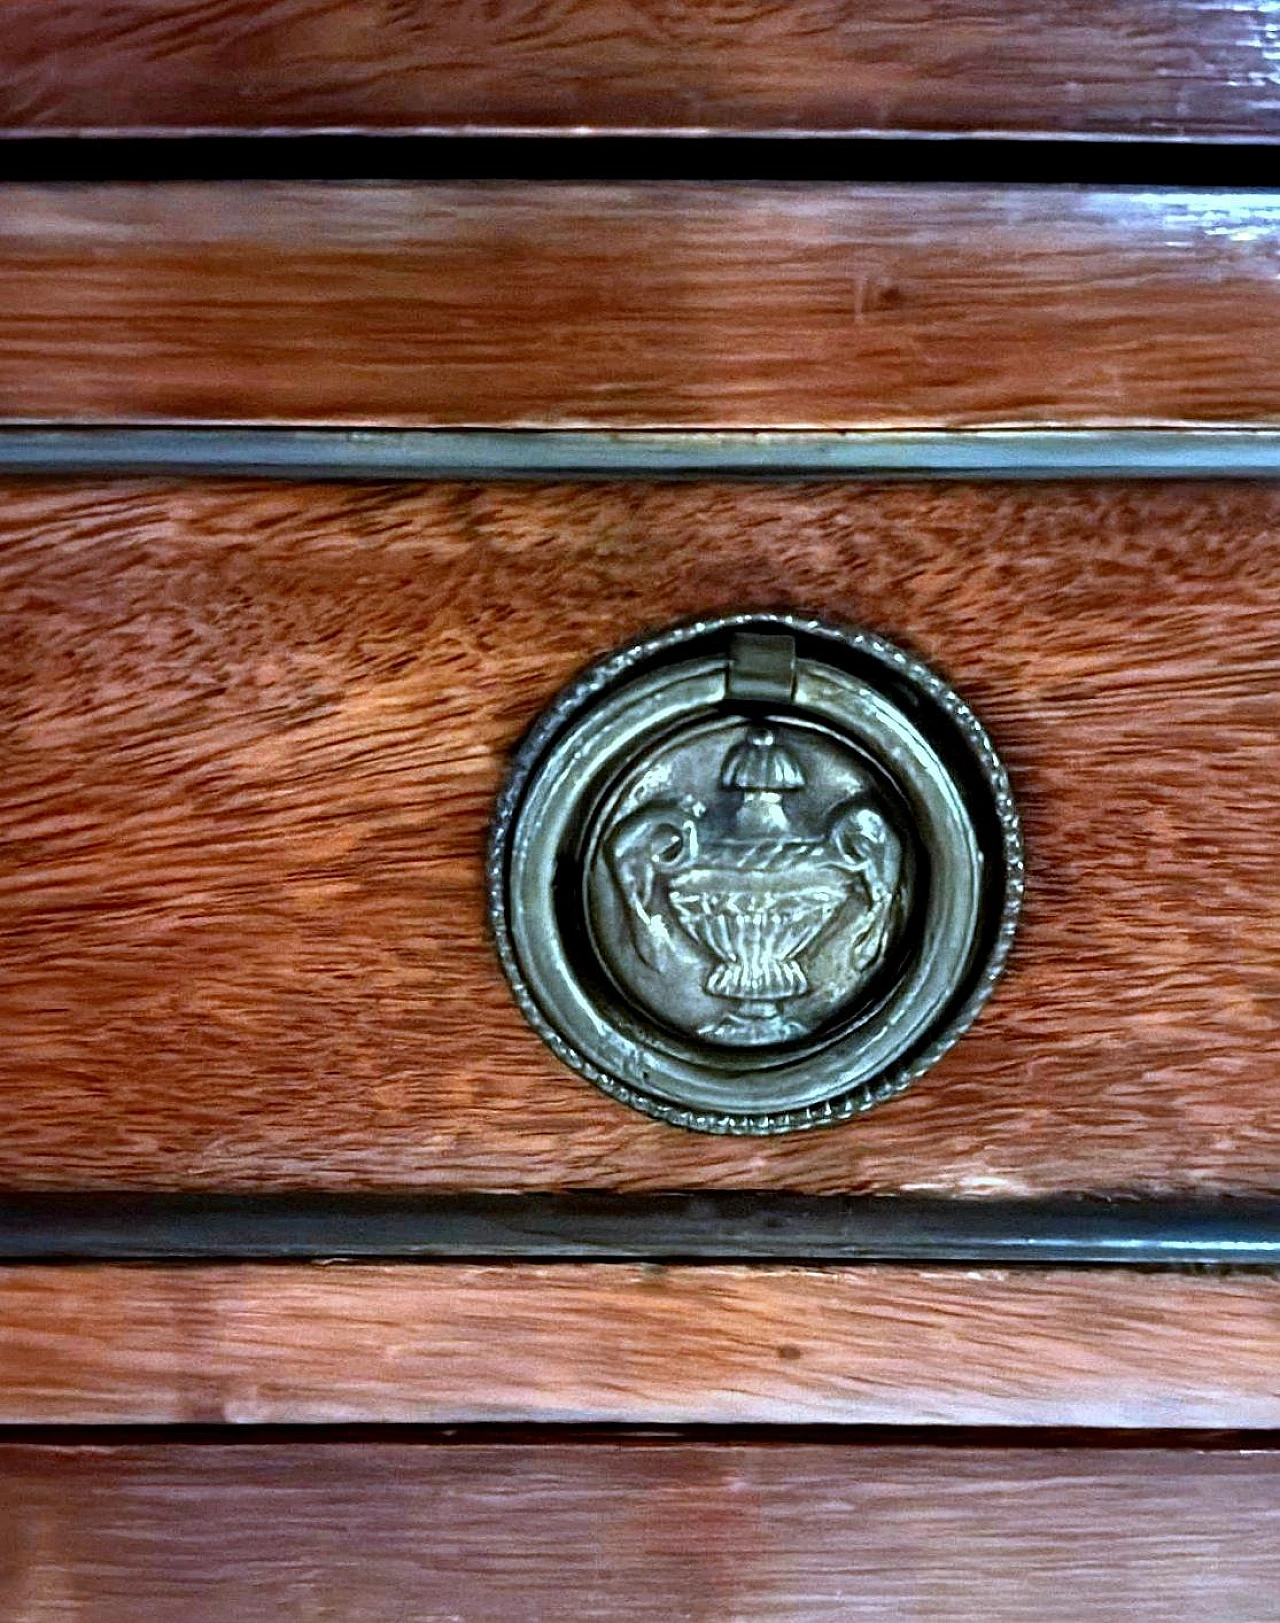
(488, 614, 1022, 1135)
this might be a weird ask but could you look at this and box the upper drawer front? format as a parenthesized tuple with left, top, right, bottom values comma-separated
(1, 2, 1275, 140)
(4, 474, 1277, 1196)
(1, 183, 1279, 427)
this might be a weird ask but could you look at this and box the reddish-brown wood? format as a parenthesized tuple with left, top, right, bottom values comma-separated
(0, 1265, 1276, 1425)
(2, 1, 1279, 140)
(0, 184, 1279, 426)
(3, 478, 1280, 1195)
(2, 1440, 1278, 1620)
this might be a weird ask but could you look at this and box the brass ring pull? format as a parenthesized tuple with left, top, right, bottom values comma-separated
(488, 613, 1022, 1135)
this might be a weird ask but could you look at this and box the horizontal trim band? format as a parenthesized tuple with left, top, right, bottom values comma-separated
(2, 1194, 1279, 1264)
(5, 427, 1280, 481)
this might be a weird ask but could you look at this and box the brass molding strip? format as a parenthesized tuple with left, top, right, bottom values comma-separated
(5, 427, 1280, 480)
(0, 1194, 1277, 1265)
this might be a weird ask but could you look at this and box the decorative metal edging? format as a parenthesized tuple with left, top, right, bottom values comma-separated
(2, 1194, 1279, 1264)
(5, 427, 1280, 480)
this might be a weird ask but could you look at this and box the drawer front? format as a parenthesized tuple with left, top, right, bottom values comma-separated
(2, 1440, 1277, 1621)
(0, 183, 1277, 429)
(4, 474, 1277, 1196)
(0, 1263, 1276, 1426)
(0, 1, 1275, 141)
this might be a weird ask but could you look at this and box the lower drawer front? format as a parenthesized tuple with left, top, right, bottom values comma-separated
(3, 476, 1277, 1195)
(1, 1264, 1275, 1427)
(1, 1440, 1275, 1621)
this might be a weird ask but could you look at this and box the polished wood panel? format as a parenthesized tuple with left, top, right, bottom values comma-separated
(2, 1441, 1278, 1620)
(1, 184, 1279, 426)
(0, 1265, 1277, 1425)
(3, 1, 1280, 140)
(3, 478, 1279, 1194)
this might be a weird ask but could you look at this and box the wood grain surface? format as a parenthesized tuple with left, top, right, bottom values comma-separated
(1, 184, 1280, 427)
(4, 1, 1280, 140)
(0, 1264, 1277, 1425)
(2, 1440, 1278, 1621)
(4, 477, 1280, 1195)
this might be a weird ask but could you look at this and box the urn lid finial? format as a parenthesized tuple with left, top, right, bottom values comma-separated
(720, 726, 805, 794)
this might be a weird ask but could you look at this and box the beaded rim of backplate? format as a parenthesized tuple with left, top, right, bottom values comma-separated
(487, 612, 1024, 1136)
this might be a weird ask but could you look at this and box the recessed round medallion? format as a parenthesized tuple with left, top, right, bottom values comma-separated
(488, 614, 1022, 1134)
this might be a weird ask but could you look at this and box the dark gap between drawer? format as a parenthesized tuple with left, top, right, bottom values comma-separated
(0, 133, 1277, 186)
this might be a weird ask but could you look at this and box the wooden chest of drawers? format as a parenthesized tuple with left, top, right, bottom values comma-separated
(4, 12, 1280, 1613)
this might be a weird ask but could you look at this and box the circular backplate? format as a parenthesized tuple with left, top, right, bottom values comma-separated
(487, 613, 1023, 1134)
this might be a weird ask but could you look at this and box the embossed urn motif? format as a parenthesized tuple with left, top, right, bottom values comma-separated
(604, 726, 904, 1046)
